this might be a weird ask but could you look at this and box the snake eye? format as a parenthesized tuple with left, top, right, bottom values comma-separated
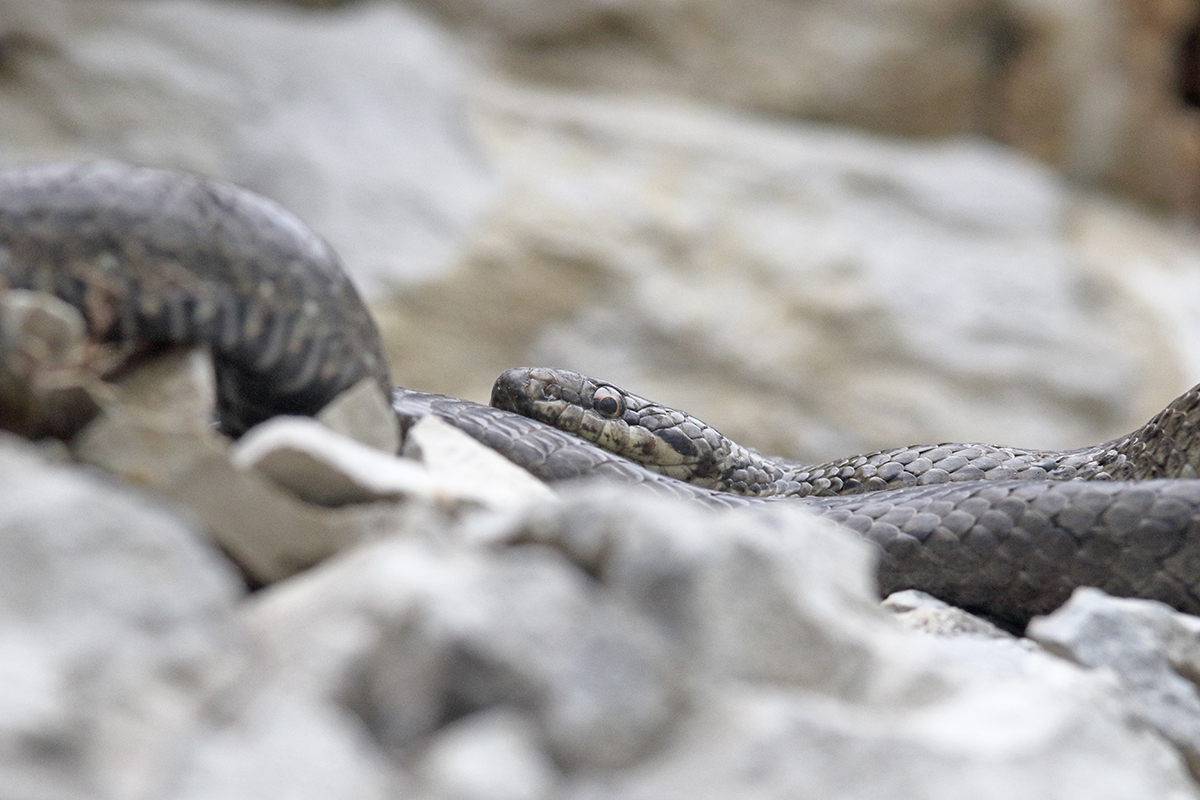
(593, 386, 625, 419)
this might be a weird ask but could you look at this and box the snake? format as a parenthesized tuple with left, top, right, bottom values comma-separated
(4, 160, 1200, 627)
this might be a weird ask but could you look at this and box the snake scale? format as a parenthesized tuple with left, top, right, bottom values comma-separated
(4, 161, 1200, 627)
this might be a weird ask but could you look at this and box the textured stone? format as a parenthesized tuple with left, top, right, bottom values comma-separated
(245, 483, 1200, 796)
(0, 289, 104, 438)
(1028, 587, 1200, 779)
(231, 410, 554, 510)
(382, 85, 1179, 463)
(519, 491, 916, 695)
(421, 0, 997, 135)
(883, 589, 1015, 639)
(316, 377, 400, 454)
(0, 0, 496, 295)
(165, 689, 406, 800)
(402, 414, 558, 507)
(233, 416, 443, 507)
(71, 348, 405, 582)
(419, 0, 1200, 212)
(233, 413, 552, 509)
(416, 709, 558, 800)
(245, 532, 679, 774)
(0, 436, 243, 800)
(565, 678, 1196, 800)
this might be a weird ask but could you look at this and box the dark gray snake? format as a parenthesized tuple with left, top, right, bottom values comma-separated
(3, 161, 1200, 627)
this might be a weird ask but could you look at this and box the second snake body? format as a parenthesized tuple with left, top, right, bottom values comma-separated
(5, 160, 1200, 626)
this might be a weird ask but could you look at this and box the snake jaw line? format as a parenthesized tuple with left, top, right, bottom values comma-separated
(493, 366, 745, 481)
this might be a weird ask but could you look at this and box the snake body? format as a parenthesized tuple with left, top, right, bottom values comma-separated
(490, 366, 1200, 496)
(5, 160, 1200, 626)
(0, 162, 389, 435)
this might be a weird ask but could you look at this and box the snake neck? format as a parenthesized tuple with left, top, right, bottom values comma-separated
(713, 440, 1070, 498)
(720, 384, 1200, 497)
(1104, 384, 1200, 481)
(491, 367, 1200, 498)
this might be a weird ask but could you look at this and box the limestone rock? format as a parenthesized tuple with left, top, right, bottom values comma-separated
(420, 0, 998, 136)
(165, 688, 408, 800)
(512, 491, 916, 694)
(415, 709, 558, 800)
(246, 485, 1200, 797)
(70, 348, 404, 582)
(402, 414, 557, 507)
(883, 589, 1016, 639)
(233, 413, 553, 508)
(0, 0, 496, 295)
(565, 677, 1195, 800)
(382, 85, 1182, 463)
(234, 416, 444, 507)
(1028, 587, 1200, 779)
(316, 377, 401, 454)
(418, 0, 1200, 212)
(0, 436, 243, 800)
(251, 534, 680, 772)
(70, 344, 555, 582)
(0, 289, 105, 438)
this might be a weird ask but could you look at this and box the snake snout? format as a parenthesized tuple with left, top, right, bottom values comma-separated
(490, 368, 537, 414)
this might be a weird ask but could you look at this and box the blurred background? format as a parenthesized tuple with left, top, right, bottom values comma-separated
(3, 0, 1200, 460)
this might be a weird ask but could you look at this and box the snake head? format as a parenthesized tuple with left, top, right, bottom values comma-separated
(491, 367, 731, 484)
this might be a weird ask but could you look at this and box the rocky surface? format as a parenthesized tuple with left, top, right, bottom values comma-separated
(1029, 588, 1200, 779)
(0, 433, 246, 800)
(0, 0, 497, 295)
(0, 0, 1199, 462)
(415, 0, 1200, 214)
(384, 84, 1195, 463)
(0, 340, 1198, 797)
(2, 1, 1200, 797)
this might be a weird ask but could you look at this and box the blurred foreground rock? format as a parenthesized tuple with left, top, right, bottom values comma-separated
(2, 321, 1200, 796)
(245, 487, 1200, 799)
(1, 1, 1200, 795)
(1030, 588, 1200, 779)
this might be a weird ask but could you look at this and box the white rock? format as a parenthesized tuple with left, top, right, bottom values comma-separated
(404, 414, 557, 507)
(883, 589, 1016, 639)
(71, 348, 406, 583)
(429, 0, 994, 135)
(1028, 587, 1200, 778)
(246, 485, 1200, 797)
(0, 436, 243, 800)
(387, 84, 1182, 460)
(328, 540, 679, 770)
(234, 413, 554, 510)
(244, 521, 680, 772)
(0, 0, 496, 294)
(417, 709, 558, 800)
(553, 494, 918, 695)
(316, 377, 401, 454)
(233, 415, 444, 507)
(426, 0, 1199, 211)
(567, 677, 1197, 800)
(166, 688, 407, 800)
